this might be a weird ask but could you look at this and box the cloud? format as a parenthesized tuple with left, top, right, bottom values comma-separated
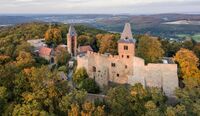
(0, 0, 199, 14)
(15, 0, 34, 2)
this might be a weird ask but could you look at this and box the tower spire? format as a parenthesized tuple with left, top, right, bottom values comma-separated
(121, 23, 133, 39)
(118, 23, 135, 43)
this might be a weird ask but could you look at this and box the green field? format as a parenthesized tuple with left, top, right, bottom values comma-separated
(192, 34, 200, 42)
(176, 34, 200, 43)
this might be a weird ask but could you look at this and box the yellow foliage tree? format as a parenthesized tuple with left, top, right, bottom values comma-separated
(45, 28, 62, 45)
(174, 48, 200, 79)
(98, 34, 118, 55)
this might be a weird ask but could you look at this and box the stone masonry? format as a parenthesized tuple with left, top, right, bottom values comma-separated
(76, 23, 179, 97)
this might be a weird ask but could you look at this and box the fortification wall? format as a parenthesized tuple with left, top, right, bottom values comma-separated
(78, 51, 134, 86)
(77, 52, 178, 97)
(128, 57, 145, 86)
(145, 64, 179, 97)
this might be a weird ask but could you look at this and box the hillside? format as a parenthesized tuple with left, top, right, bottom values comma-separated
(1, 14, 200, 40)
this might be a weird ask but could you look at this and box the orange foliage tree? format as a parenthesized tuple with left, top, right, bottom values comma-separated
(174, 48, 200, 79)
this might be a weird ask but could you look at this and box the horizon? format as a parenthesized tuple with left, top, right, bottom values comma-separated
(0, 0, 200, 14)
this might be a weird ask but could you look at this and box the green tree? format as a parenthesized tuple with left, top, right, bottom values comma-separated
(175, 81, 200, 115)
(137, 35, 164, 63)
(14, 41, 32, 57)
(107, 85, 133, 115)
(59, 89, 87, 114)
(0, 86, 8, 114)
(79, 78, 100, 94)
(73, 68, 89, 85)
(193, 43, 200, 59)
(55, 46, 71, 66)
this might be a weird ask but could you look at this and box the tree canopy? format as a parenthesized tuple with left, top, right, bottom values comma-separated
(137, 35, 164, 63)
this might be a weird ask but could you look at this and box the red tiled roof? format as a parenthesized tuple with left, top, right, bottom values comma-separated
(39, 47, 52, 56)
(78, 45, 93, 53)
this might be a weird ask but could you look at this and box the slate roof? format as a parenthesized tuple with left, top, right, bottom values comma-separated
(118, 23, 136, 44)
(68, 25, 77, 36)
(78, 45, 93, 53)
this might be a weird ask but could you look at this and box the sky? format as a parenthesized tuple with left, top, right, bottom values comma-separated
(0, 0, 200, 14)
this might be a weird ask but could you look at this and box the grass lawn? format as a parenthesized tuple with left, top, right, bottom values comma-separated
(192, 34, 200, 43)
(176, 34, 190, 38)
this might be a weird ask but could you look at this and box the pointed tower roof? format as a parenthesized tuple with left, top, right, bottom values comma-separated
(68, 25, 77, 36)
(118, 23, 136, 43)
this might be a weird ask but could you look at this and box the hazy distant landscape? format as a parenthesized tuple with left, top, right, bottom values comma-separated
(1, 14, 200, 41)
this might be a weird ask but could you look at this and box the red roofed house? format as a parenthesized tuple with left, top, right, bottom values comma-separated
(78, 45, 93, 55)
(38, 47, 54, 63)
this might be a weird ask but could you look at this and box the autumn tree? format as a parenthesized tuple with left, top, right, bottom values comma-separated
(16, 51, 35, 69)
(97, 34, 118, 55)
(137, 35, 164, 63)
(174, 48, 200, 79)
(45, 28, 62, 45)
(59, 89, 87, 114)
(78, 35, 93, 46)
(0, 55, 11, 65)
(81, 101, 105, 116)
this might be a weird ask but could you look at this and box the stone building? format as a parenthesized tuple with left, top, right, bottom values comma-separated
(76, 23, 178, 97)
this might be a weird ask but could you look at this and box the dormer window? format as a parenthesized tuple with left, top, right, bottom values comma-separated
(124, 46, 128, 50)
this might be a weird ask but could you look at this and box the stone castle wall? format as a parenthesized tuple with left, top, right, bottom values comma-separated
(78, 52, 179, 97)
(77, 51, 134, 86)
(76, 23, 178, 97)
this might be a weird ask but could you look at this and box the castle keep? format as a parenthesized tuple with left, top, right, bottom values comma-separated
(73, 23, 178, 97)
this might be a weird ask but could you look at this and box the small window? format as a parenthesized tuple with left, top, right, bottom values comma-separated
(122, 55, 124, 58)
(92, 66, 96, 72)
(124, 46, 128, 50)
(111, 63, 116, 67)
(127, 55, 130, 59)
(125, 65, 128, 69)
(117, 74, 119, 77)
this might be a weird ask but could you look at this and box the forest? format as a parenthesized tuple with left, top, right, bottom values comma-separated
(0, 22, 200, 116)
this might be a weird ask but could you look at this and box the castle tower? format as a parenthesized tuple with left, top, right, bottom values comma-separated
(67, 25, 77, 57)
(118, 23, 136, 58)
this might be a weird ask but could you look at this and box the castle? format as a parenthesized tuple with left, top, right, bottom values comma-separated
(67, 23, 179, 97)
